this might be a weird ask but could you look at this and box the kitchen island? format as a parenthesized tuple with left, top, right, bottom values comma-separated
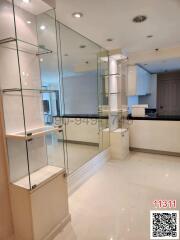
(128, 115, 180, 155)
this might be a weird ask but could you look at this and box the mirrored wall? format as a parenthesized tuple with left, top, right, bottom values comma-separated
(56, 23, 110, 174)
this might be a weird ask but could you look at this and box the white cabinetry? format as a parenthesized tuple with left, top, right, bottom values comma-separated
(10, 171, 70, 240)
(110, 129, 129, 160)
(129, 120, 180, 153)
(128, 65, 151, 96)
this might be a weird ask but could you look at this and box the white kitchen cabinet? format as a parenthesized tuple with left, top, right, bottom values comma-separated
(128, 65, 151, 96)
(129, 120, 180, 153)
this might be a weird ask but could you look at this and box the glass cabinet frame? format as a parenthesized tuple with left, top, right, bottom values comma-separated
(0, 0, 66, 190)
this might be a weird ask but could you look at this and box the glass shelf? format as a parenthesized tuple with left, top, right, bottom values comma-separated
(0, 37, 53, 55)
(103, 73, 121, 77)
(2, 88, 59, 93)
(109, 92, 121, 94)
(6, 126, 62, 140)
(101, 92, 122, 95)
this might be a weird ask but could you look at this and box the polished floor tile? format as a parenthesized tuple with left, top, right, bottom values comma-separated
(54, 152, 180, 240)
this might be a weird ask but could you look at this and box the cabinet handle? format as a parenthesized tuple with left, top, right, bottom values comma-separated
(63, 172, 68, 178)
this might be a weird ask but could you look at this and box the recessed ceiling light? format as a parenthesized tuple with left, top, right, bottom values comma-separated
(106, 38, 113, 42)
(22, 0, 30, 3)
(27, 20, 31, 24)
(80, 45, 86, 48)
(40, 25, 46, 30)
(147, 35, 153, 38)
(133, 15, 147, 23)
(40, 58, 43, 62)
(72, 12, 83, 18)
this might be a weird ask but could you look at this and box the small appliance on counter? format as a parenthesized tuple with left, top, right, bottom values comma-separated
(145, 108, 157, 117)
(132, 104, 148, 117)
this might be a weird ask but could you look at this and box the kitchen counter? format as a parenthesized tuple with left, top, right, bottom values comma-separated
(53, 114, 109, 119)
(129, 118, 180, 154)
(128, 114, 180, 121)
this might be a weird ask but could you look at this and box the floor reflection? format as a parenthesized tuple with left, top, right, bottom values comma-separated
(54, 152, 180, 240)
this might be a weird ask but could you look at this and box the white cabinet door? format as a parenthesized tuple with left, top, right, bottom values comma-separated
(145, 70, 151, 94)
(128, 65, 151, 96)
(136, 66, 145, 95)
(128, 65, 137, 96)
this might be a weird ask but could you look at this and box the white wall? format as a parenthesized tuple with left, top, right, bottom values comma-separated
(139, 74, 157, 108)
(63, 72, 98, 114)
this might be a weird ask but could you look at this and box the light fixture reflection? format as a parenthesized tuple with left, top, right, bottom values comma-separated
(112, 54, 127, 61)
(40, 25, 46, 30)
(27, 20, 31, 24)
(22, 0, 31, 3)
(72, 12, 83, 18)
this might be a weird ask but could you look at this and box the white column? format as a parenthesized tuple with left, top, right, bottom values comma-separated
(109, 57, 118, 112)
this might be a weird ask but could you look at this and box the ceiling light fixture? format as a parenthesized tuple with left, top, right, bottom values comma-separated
(106, 38, 113, 42)
(22, 0, 31, 3)
(40, 25, 46, 30)
(80, 45, 86, 48)
(40, 58, 43, 62)
(147, 35, 153, 38)
(133, 15, 147, 23)
(72, 12, 83, 18)
(27, 20, 31, 24)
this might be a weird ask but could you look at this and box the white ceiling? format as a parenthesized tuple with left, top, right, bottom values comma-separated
(55, 0, 180, 54)
(140, 58, 180, 74)
(14, 0, 51, 15)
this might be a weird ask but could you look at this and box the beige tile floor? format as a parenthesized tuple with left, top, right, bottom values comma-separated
(54, 151, 180, 240)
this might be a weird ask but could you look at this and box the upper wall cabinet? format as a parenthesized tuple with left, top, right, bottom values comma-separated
(128, 65, 151, 96)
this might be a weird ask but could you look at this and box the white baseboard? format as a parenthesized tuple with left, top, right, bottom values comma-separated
(68, 148, 111, 195)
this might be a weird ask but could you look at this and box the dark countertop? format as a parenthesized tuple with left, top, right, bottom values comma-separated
(128, 114, 180, 121)
(53, 114, 109, 119)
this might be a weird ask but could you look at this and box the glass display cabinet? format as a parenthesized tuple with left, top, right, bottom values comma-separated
(98, 50, 110, 150)
(108, 56, 129, 132)
(106, 53, 129, 160)
(0, 0, 65, 190)
(0, 1, 70, 239)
